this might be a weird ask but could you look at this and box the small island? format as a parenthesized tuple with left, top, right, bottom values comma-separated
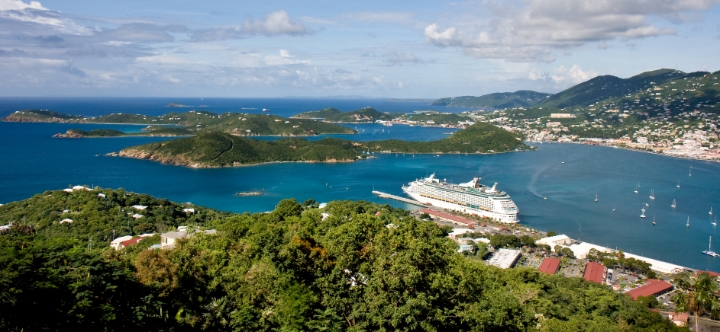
(114, 123, 528, 167)
(4, 110, 357, 137)
(166, 102, 189, 108)
(292, 107, 399, 123)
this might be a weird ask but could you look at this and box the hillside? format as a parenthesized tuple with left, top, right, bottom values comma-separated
(4, 110, 356, 136)
(431, 90, 551, 109)
(118, 132, 365, 167)
(0, 189, 683, 331)
(369, 122, 528, 153)
(293, 107, 398, 123)
(117, 123, 528, 167)
(536, 69, 702, 109)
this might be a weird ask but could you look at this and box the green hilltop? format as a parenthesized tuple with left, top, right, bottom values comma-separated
(292, 107, 399, 122)
(3, 110, 356, 137)
(0, 188, 684, 330)
(431, 90, 552, 109)
(118, 122, 528, 167)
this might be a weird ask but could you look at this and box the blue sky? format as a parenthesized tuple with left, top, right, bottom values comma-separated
(1, 0, 719, 98)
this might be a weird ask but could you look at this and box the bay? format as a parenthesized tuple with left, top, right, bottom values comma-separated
(1, 98, 719, 271)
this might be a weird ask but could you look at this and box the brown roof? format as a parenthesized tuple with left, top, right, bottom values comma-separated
(626, 279, 673, 300)
(538, 257, 561, 275)
(583, 262, 605, 284)
(120, 237, 144, 248)
(420, 208, 477, 228)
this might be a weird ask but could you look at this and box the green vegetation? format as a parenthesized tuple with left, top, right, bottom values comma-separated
(119, 123, 529, 167)
(120, 132, 364, 167)
(4, 110, 356, 136)
(293, 107, 398, 123)
(0, 190, 686, 331)
(2, 109, 83, 122)
(367, 122, 528, 153)
(672, 272, 720, 329)
(397, 112, 472, 125)
(431, 91, 551, 108)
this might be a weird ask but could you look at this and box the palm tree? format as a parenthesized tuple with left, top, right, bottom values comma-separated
(672, 272, 720, 330)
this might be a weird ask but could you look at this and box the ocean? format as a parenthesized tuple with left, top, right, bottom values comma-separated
(1, 97, 720, 271)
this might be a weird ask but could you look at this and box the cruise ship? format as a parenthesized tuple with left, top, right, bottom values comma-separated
(402, 173, 519, 223)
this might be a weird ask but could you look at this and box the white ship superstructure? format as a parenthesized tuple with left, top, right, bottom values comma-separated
(402, 173, 519, 223)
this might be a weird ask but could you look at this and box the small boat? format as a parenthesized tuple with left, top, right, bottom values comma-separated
(645, 202, 649, 207)
(652, 214, 656, 225)
(686, 216, 690, 227)
(703, 236, 720, 257)
(262, 108, 270, 112)
(612, 205, 616, 212)
(561, 161, 565, 164)
(710, 207, 714, 216)
(595, 194, 598, 203)
(671, 199, 677, 208)
(640, 210, 646, 218)
(543, 197, 547, 200)
(677, 179, 680, 188)
(689, 166, 692, 177)
(649, 189, 655, 200)
(634, 183, 639, 194)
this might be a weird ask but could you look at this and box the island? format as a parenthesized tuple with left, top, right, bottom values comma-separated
(291, 107, 399, 123)
(114, 122, 529, 167)
(431, 90, 551, 109)
(3, 110, 357, 137)
(52, 127, 193, 138)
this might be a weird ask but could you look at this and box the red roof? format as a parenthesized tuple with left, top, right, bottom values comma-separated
(120, 237, 144, 248)
(421, 208, 477, 228)
(697, 270, 720, 277)
(626, 279, 673, 300)
(672, 312, 689, 322)
(538, 257, 561, 275)
(583, 262, 605, 284)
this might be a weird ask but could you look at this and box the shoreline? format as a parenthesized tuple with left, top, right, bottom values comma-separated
(532, 140, 719, 164)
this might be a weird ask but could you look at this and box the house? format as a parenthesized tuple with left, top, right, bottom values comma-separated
(110, 233, 154, 250)
(458, 244, 474, 253)
(160, 227, 217, 249)
(536, 234, 573, 247)
(538, 257, 561, 275)
(59, 218, 73, 224)
(131, 205, 148, 210)
(626, 279, 673, 300)
(487, 249, 521, 269)
(132, 214, 144, 219)
(110, 235, 134, 250)
(668, 312, 688, 326)
(98, 193, 106, 198)
(182, 208, 195, 214)
(583, 262, 606, 284)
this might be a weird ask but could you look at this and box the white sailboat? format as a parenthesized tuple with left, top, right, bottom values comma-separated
(652, 214, 656, 225)
(649, 189, 655, 200)
(671, 199, 677, 208)
(703, 236, 720, 257)
(710, 207, 714, 216)
(640, 210, 646, 218)
(686, 216, 690, 227)
(689, 166, 692, 177)
(612, 205, 616, 212)
(677, 179, 681, 189)
(634, 183, 639, 194)
(595, 194, 598, 203)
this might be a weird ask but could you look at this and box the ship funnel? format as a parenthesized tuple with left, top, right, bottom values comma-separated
(486, 182, 498, 193)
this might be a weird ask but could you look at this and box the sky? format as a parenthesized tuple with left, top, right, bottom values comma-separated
(0, 0, 719, 98)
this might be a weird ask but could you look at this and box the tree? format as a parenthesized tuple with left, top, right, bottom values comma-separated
(546, 231, 558, 237)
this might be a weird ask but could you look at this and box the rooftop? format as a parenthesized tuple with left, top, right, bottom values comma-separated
(583, 262, 605, 284)
(626, 279, 673, 300)
(538, 257, 561, 275)
(487, 248, 521, 269)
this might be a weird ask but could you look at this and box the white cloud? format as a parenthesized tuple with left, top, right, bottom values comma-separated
(424, 0, 718, 62)
(264, 49, 310, 66)
(192, 10, 308, 41)
(0, 8, 93, 35)
(384, 50, 420, 65)
(0, 0, 46, 11)
(528, 65, 599, 86)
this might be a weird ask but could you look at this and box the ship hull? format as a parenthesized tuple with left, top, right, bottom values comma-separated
(404, 190, 518, 223)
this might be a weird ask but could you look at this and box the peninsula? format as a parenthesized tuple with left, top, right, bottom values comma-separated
(4, 110, 357, 137)
(291, 107, 399, 123)
(115, 122, 528, 167)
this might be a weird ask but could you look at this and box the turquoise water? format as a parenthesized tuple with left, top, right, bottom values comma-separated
(1, 98, 720, 270)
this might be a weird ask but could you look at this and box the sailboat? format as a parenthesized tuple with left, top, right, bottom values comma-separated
(710, 207, 714, 216)
(703, 236, 720, 257)
(677, 179, 680, 189)
(671, 199, 677, 208)
(595, 194, 598, 203)
(612, 205, 616, 212)
(634, 183, 639, 194)
(689, 166, 692, 177)
(640, 209, 646, 218)
(686, 216, 690, 227)
(652, 214, 656, 225)
(649, 189, 655, 200)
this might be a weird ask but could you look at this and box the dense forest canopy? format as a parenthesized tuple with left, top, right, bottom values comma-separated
(0, 188, 685, 331)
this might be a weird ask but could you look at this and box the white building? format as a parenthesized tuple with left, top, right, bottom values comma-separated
(487, 249, 521, 269)
(536, 234, 573, 247)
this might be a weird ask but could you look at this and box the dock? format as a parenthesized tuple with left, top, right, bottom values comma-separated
(372, 190, 426, 207)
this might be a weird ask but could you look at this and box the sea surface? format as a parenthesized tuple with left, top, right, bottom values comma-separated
(1, 97, 720, 271)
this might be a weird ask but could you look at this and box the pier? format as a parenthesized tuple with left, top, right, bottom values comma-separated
(372, 190, 426, 207)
